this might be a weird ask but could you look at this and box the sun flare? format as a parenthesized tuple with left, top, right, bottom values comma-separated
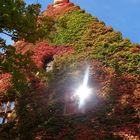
(73, 66, 92, 108)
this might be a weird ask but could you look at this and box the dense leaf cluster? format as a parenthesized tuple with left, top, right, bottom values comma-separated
(0, 0, 40, 42)
(0, 1, 139, 140)
(50, 8, 140, 75)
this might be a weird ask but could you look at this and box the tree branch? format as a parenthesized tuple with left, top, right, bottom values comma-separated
(1, 31, 12, 37)
(1, 31, 15, 38)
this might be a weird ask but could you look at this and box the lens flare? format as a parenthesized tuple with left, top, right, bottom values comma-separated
(74, 66, 92, 108)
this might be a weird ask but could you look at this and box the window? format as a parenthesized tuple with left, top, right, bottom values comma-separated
(44, 56, 54, 72)
(0, 117, 3, 124)
(0, 101, 15, 124)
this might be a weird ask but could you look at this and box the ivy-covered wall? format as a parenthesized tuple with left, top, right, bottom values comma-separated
(48, 8, 140, 75)
(0, 2, 139, 140)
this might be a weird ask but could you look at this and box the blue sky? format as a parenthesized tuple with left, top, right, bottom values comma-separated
(1, 0, 140, 45)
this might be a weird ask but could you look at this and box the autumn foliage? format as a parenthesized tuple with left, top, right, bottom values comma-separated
(32, 42, 73, 68)
(0, 1, 139, 140)
(0, 73, 12, 96)
(41, 2, 79, 19)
